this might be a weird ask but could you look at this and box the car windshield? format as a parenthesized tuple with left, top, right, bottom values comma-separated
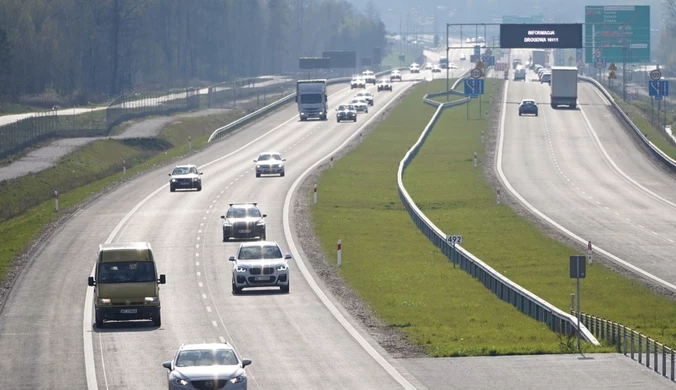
(237, 245, 283, 260)
(300, 94, 322, 104)
(522, 100, 535, 105)
(257, 154, 281, 161)
(338, 105, 352, 110)
(226, 207, 261, 219)
(97, 261, 156, 283)
(175, 349, 239, 367)
(172, 167, 191, 175)
(351, 100, 362, 104)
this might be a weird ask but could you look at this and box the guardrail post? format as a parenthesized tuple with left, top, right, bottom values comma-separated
(473, 152, 477, 168)
(54, 190, 59, 212)
(481, 131, 484, 144)
(313, 184, 317, 204)
(123, 160, 126, 175)
(189, 136, 192, 152)
(671, 349, 674, 380)
(337, 240, 342, 267)
(496, 188, 501, 204)
(330, 156, 334, 168)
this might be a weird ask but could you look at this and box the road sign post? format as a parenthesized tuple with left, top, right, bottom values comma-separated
(446, 235, 463, 268)
(569, 255, 587, 352)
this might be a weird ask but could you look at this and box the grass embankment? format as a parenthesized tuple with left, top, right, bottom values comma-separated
(382, 44, 423, 70)
(311, 78, 676, 356)
(0, 109, 246, 283)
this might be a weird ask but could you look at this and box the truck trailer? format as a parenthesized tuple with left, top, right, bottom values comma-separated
(532, 50, 546, 67)
(549, 66, 578, 109)
(295, 79, 328, 121)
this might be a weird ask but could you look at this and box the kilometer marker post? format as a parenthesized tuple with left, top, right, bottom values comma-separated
(337, 240, 342, 267)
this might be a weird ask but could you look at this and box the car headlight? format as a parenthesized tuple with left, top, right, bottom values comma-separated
(170, 376, 190, 386)
(230, 374, 246, 384)
(236, 267, 247, 273)
(144, 296, 159, 303)
(277, 264, 288, 271)
(171, 179, 176, 182)
(256, 219, 265, 225)
(223, 219, 232, 226)
(97, 298, 111, 305)
(256, 164, 261, 168)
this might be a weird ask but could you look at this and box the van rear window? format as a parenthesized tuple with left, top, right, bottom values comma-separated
(97, 261, 156, 283)
(101, 249, 150, 262)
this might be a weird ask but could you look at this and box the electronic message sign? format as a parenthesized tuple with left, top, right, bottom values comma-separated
(500, 24, 583, 49)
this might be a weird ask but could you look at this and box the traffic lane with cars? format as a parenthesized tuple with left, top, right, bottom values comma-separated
(501, 74, 676, 286)
(90, 77, 421, 389)
(0, 81, 400, 389)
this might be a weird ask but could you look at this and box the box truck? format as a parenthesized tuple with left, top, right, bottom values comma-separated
(550, 66, 578, 109)
(532, 50, 546, 67)
(296, 79, 328, 121)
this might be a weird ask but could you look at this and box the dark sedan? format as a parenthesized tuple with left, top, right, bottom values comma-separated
(518, 99, 538, 116)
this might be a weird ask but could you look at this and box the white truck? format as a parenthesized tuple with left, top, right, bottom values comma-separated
(295, 79, 328, 121)
(550, 66, 578, 109)
(532, 50, 546, 67)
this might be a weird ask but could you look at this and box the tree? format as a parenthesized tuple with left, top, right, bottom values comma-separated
(0, 29, 13, 98)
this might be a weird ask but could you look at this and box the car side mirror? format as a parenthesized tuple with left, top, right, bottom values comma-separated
(282, 159, 286, 161)
(284, 253, 292, 260)
(199, 172, 203, 175)
(262, 214, 267, 218)
(168, 173, 171, 177)
(229, 256, 236, 261)
(220, 215, 225, 219)
(159, 274, 166, 284)
(88, 276, 96, 286)
(253, 160, 257, 163)
(162, 361, 172, 370)
(241, 358, 252, 367)
(335, 108, 338, 111)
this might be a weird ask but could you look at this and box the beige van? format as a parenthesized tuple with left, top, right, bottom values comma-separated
(87, 242, 166, 328)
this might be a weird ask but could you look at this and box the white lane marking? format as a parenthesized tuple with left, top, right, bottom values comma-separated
(497, 80, 676, 293)
(202, 294, 207, 299)
(638, 225, 644, 229)
(206, 307, 212, 312)
(219, 336, 226, 343)
(283, 81, 420, 390)
(669, 239, 674, 243)
(195, 253, 199, 257)
(198, 282, 203, 287)
(212, 321, 218, 327)
(196, 262, 200, 266)
(82, 82, 382, 390)
(197, 272, 201, 277)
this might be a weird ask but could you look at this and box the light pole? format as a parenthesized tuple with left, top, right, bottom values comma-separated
(446, 23, 450, 101)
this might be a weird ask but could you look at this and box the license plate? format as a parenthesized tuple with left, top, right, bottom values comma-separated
(254, 276, 269, 281)
(239, 229, 250, 233)
(120, 309, 137, 314)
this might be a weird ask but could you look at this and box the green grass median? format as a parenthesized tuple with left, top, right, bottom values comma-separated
(311, 78, 676, 356)
(0, 109, 245, 284)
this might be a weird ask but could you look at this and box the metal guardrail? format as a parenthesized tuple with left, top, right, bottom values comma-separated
(397, 72, 599, 345)
(573, 311, 676, 382)
(579, 76, 676, 170)
(207, 68, 410, 143)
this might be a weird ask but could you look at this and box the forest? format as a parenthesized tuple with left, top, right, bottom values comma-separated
(0, 0, 387, 105)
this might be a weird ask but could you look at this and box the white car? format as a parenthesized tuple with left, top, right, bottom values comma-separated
(424, 63, 433, 70)
(350, 76, 366, 89)
(431, 65, 442, 73)
(230, 241, 291, 294)
(390, 70, 402, 81)
(362, 70, 376, 84)
(350, 98, 369, 113)
(460, 54, 466, 61)
(354, 91, 374, 106)
(449, 63, 459, 69)
(377, 78, 392, 92)
(336, 104, 357, 122)
(254, 151, 285, 177)
(409, 63, 420, 73)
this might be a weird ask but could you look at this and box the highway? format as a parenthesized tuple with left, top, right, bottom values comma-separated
(0, 69, 432, 389)
(499, 50, 676, 288)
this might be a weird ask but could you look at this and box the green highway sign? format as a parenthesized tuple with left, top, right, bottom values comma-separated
(584, 5, 650, 64)
(502, 15, 544, 24)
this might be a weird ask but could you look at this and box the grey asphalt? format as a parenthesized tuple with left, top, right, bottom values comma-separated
(0, 74, 428, 389)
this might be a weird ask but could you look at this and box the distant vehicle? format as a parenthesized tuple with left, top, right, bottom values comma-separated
(377, 78, 392, 91)
(355, 91, 374, 106)
(550, 66, 578, 108)
(229, 241, 292, 294)
(409, 63, 420, 73)
(162, 343, 252, 390)
(512, 59, 522, 69)
(350, 76, 366, 89)
(253, 151, 285, 177)
(296, 79, 328, 121)
(477, 36, 485, 43)
(459, 54, 466, 61)
(449, 63, 458, 69)
(390, 70, 402, 81)
(540, 72, 552, 84)
(518, 99, 539, 116)
(513, 66, 526, 81)
(336, 104, 357, 122)
(532, 50, 546, 67)
(169, 164, 203, 192)
(534, 64, 543, 73)
(362, 70, 376, 84)
(466, 37, 472, 43)
(432, 65, 442, 73)
(220, 203, 267, 241)
(424, 62, 433, 70)
(440, 57, 449, 68)
(538, 68, 548, 80)
(88, 242, 166, 328)
(350, 98, 369, 113)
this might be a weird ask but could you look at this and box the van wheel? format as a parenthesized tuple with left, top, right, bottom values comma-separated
(95, 313, 104, 329)
(153, 314, 161, 327)
(170, 186, 175, 192)
(281, 282, 290, 294)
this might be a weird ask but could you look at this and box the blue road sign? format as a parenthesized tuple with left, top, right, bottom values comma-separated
(464, 79, 485, 96)
(594, 57, 606, 70)
(473, 45, 481, 56)
(648, 80, 669, 97)
(488, 56, 495, 66)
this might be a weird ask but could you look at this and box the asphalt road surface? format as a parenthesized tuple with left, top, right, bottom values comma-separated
(0, 71, 429, 390)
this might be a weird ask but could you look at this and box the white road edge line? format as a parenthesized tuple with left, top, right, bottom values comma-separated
(282, 82, 420, 390)
(83, 83, 356, 389)
(496, 80, 676, 293)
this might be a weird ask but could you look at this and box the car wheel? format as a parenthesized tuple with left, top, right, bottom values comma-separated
(280, 282, 290, 294)
(256, 172, 261, 178)
(170, 185, 175, 192)
(260, 231, 266, 241)
(232, 280, 242, 295)
(196, 185, 202, 191)
(519, 112, 522, 116)
(354, 117, 357, 122)
(280, 171, 285, 177)
(95, 313, 104, 329)
(153, 314, 161, 327)
(365, 108, 368, 113)
(222, 229, 229, 242)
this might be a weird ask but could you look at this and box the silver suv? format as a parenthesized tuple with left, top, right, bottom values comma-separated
(169, 165, 203, 192)
(230, 241, 292, 294)
(162, 342, 252, 390)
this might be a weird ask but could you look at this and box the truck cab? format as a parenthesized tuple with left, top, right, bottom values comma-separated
(295, 79, 328, 121)
(88, 242, 166, 328)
